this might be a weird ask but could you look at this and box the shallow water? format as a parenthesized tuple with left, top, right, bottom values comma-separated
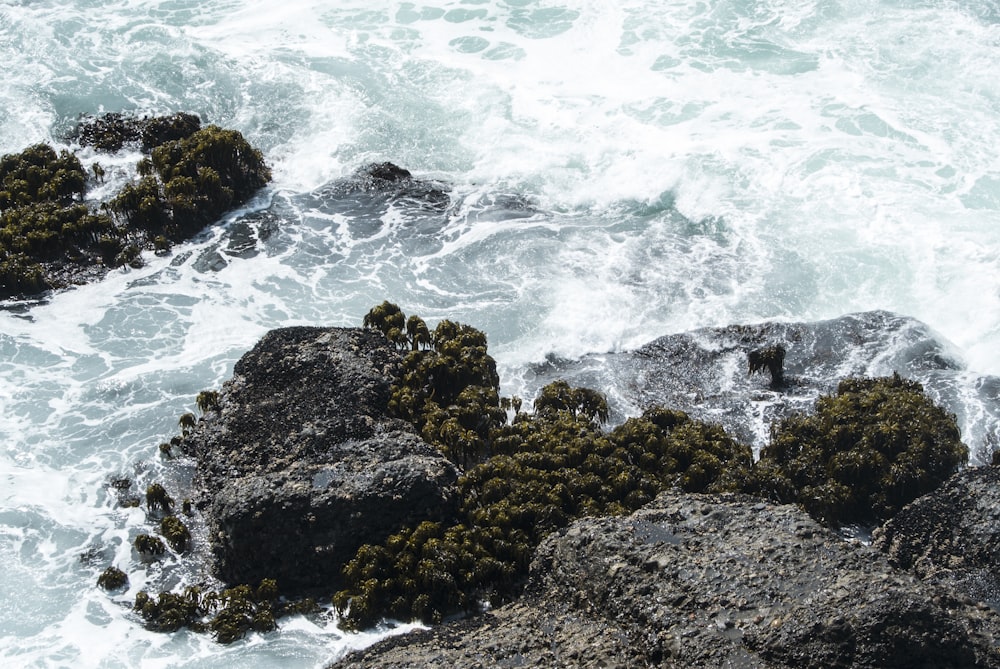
(1, 1, 999, 666)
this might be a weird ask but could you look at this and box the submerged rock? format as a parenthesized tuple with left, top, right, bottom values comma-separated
(184, 326, 460, 591)
(333, 491, 1000, 668)
(303, 162, 451, 225)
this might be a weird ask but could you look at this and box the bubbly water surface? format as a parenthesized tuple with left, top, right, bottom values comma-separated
(1, 1, 999, 666)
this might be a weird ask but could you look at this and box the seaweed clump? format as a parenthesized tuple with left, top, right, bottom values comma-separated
(145, 482, 174, 514)
(365, 300, 504, 468)
(134, 534, 167, 560)
(0, 144, 114, 297)
(97, 566, 129, 591)
(110, 124, 271, 244)
(133, 580, 286, 643)
(748, 344, 786, 387)
(0, 113, 271, 299)
(334, 303, 752, 629)
(747, 373, 967, 526)
(159, 515, 192, 552)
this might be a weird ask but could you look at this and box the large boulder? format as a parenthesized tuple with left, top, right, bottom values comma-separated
(332, 491, 1000, 668)
(524, 310, 1000, 458)
(873, 465, 1000, 608)
(186, 326, 460, 591)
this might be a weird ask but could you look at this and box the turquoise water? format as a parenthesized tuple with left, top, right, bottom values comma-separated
(1, 1, 999, 666)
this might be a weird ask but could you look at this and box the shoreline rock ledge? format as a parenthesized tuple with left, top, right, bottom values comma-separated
(332, 490, 1000, 669)
(184, 326, 459, 591)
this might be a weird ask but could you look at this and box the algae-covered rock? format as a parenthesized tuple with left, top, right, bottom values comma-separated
(749, 373, 967, 526)
(333, 305, 753, 630)
(111, 124, 271, 241)
(0, 144, 112, 297)
(184, 326, 460, 591)
(332, 492, 1000, 669)
(73, 111, 202, 152)
(0, 114, 271, 300)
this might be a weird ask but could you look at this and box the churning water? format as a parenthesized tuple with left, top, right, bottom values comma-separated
(1, 0, 999, 666)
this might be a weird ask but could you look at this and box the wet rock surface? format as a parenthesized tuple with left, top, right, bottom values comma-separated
(874, 464, 1000, 609)
(525, 310, 1000, 455)
(185, 326, 460, 591)
(333, 491, 1000, 668)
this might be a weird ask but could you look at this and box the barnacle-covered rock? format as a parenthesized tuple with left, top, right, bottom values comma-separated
(873, 464, 1000, 607)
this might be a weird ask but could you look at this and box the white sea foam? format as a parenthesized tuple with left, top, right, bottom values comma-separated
(1, 0, 1000, 665)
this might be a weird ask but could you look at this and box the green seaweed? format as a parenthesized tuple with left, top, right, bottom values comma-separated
(336, 304, 754, 629)
(159, 515, 192, 552)
(97, 566, 129, 591)
(746, 373, 967, 526)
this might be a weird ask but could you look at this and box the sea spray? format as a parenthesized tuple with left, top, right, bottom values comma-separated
(2, 0, 1000, 666)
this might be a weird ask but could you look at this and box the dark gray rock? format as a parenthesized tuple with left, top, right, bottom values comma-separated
(332, 599, 647, 669)
(873, 465, 1000, 609)
(186, 326, 459, 591)
(332, 492, 1000, 668)
(524, 311, 1000, 459)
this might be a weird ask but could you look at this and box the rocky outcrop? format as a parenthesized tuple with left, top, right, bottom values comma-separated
(333, 491, 1000, 668)
(525, 311, 1000, 458)
(306, 161, 450, 218)
(0, 114, 271, 300)
(873, 465, 1000, 609)
(185, 326, 460, 591)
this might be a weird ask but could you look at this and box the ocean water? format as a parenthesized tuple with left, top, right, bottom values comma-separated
(1, 0, 999, 666)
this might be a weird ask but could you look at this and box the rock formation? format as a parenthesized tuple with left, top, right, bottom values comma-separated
(524, 310, 1000, 457)
(183, 326, 460, 591)
(874, 464, 1000, 609)
(333, 491, 1000, 668)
